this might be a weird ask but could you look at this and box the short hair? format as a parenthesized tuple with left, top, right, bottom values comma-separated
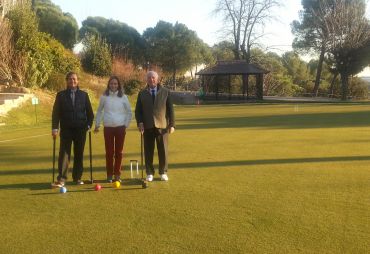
(104, 75, 123, 97)
(65, 71, 77, 80)
(146, 71, 158, 79)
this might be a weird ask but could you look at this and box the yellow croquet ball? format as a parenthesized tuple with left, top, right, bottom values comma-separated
(113, 181, 121, 189)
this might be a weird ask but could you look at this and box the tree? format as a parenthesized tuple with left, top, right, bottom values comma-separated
(213, 0, 279, 63)
(34, 0, 79, 49)
(81, 33, 112, 76)
(212, 41, 235, 61)
(316, 0, 370, 100)
(6, 4, 80, 88)
(188, 39, 214, 79)
(0, 18, 28, 86)
(348, 77, 368, 99)
(1, 0, 27, 18)
(80, 17, 145, 64)
(281, 51, 312, 90)
(7, 4, 52, 87)
(251, 49, 302, 96)
(143, 21, 207, 90)
(307, 58, 332, 94)
(0, 19, 14, 82)
(291, 0, 332, 96)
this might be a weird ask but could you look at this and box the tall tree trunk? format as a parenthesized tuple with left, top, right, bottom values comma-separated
(328, 72, 338, 96)
(241, 44, 251, 64)
(340, 72, 349, 101)
(256, 74, 263, 100)
(246, 45, 251, 64)
(246, 75, 249, 99)
(312, 45, 325, 96)
(233, 48, 240, 60)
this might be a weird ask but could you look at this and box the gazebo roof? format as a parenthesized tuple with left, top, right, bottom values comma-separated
(196, 60, 269, 76)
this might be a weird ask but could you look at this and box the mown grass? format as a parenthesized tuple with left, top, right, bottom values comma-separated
(0, 101, 369, 253)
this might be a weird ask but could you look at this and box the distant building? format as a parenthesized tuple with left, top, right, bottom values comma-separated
(196, 60, 269, 100)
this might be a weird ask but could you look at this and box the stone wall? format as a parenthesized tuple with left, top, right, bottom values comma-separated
(0, 93, 33, 116)
(170, 91, 198, 105)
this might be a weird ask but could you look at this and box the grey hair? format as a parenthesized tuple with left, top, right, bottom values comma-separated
(146, 71, 159, 79)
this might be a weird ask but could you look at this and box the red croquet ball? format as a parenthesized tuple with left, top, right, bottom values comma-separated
(94, 184, 102, 191)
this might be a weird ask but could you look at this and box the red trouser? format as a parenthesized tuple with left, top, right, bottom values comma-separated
(103, 126, 126, 178)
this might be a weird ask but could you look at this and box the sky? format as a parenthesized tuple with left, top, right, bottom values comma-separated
(51, 0, 370, 76)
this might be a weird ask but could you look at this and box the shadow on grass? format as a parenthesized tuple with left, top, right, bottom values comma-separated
(30, 187, 143, 195)
(0, 178, 145, 192)
(178, 110, 370, 130)
(1, 155, 370, 177)
(0, 166, 142, 176)
(0, 151, 140, 165)
(169, 155, 370, 169)
(0, 182, 53, 190)
(0, 167, 107, 176)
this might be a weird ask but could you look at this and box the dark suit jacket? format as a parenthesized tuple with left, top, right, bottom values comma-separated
(135, 85, 175, 129)
(52, 88, 94, 130)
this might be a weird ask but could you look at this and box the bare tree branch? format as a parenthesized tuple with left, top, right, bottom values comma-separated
(214, 0, 280, 62)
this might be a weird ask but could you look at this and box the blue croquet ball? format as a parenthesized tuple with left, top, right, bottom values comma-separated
(60, 187, 67, 193)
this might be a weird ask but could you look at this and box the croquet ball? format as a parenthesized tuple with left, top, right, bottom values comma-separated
(94, 184, 102, 191)
(60, 187, 67, 193)
(142, 181, 147, 189)
(113, 181, 121, 188)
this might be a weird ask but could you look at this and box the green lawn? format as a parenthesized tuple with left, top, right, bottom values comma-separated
(0, 102, 369, 253)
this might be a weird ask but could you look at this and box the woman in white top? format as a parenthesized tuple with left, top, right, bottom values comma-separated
(94, 76, 132, 182)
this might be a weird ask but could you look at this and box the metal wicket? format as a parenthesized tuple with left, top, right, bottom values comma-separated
(130, 160, 139, 178)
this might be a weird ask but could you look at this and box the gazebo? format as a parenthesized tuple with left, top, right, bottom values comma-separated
(195, 60, 269, 100)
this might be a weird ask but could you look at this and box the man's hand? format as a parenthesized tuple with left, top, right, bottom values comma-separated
(169, 127, 175, 134)
(94, 127, 99, 133)
(138, 123, 144, 133)
(52, 129, 58, 139)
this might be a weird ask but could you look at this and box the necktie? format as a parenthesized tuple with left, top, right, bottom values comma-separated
(71, 91, 75, 106)
(151, 89, 155, 103)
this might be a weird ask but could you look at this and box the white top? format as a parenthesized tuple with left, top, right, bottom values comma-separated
(95, 91, 132, 128)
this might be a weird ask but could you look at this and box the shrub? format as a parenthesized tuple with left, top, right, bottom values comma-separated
(42, 72, 66, 91)
(81, 34, 112, 76)
(348, 77, 368, 99)
(7, 5, 80, 89)
(123, 79, 143, 95)
(7, 6, 52, 87)
(46, 35, 80, 74)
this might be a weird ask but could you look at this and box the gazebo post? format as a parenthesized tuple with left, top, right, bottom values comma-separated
(242, 75, 246, 100)
(256, 74, 263, 100)
(228, 75, 231, 100)
(246, 75, 249, 100)
(215, 75, 219, 101)
(204, 76, 208, 93)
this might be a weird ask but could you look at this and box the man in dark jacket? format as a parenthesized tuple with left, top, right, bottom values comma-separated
(52, 72, 94, 186)
(135, 71, 175, 182)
